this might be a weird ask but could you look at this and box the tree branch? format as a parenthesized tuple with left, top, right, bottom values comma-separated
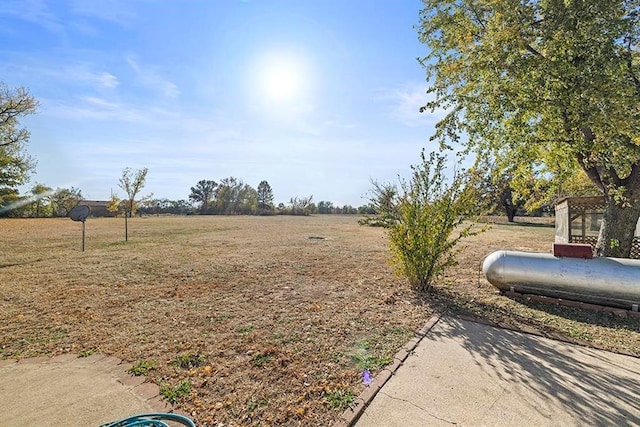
(523, 43, 545, 59)
(625, 37, 640, 96)
(576, 152, 606, 192)
(0, 140, 17, 148)
(466, 4, 487, 31)
(627, 162, 640, 194)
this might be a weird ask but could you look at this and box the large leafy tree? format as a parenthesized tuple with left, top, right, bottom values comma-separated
(419, 0, 640, 257)
(29, 183, 52, 217)
(0, 188, 25, 217)
(0, 84, 38, 206)
(239, 184, 258, 214)
(475, 157, 534, 221)
(482, 176, 524, 223)
(189, 179, 217, 214)
(317, 200, 335, 214)
(214, 177, 257, 214)
(50, 187, 83, 217)
(256, 180, 274, 212)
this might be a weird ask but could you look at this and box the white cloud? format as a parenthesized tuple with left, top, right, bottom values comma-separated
(45, 96, 144, 122)
(321, 116, 356, 129)
(95, 72, 119, 88)
(68, 20, 100, 37)
(67, 0, 137, 27)
(126, 56, 180, 98)
(51, 64, 119, 89)
(0, 0, 65, 36)
(41, 96, 243, 142)
(0, 59, 119, 91)
(375, 82, 447, 127)
(56, 66, 119, 89)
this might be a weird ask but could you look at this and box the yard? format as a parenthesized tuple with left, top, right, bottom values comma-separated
(1, 215, 639, 426)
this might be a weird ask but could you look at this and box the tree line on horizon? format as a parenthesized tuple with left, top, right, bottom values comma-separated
(0, 175, 377, 218)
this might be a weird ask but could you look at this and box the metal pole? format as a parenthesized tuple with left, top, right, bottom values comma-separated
(82, 220, 85, 252)
(125, 211, 128, 242)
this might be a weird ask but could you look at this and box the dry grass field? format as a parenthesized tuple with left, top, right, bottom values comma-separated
(1, 215, 639, 426)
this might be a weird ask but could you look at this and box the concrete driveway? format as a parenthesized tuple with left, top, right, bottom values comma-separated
(354, 317, 640, 426)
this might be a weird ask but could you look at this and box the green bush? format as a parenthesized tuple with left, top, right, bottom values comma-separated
(386, 150, 483, 292)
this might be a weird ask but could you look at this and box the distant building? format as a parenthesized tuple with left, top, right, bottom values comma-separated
(80, 200, 114, 217)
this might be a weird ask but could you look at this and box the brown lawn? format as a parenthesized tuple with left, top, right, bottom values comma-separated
(1, 215, 639, 426)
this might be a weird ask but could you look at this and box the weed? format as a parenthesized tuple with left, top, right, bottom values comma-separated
(352, 354, 393, 370)
(351, 338, 393, 370)
(236, 323, 255, 335)
(160, 380, 192, 405)
(79, 349, 96, 358)
(568, 328, 592, 341)
(355, 339, 371, 351)
(327, 351, 345, 363)
(383, 326, 412, 336)
(171, 352, 206, 369)
(246, 398, 269, 412)
(128, 360, 157, 376)
(39, 327, 68, 344)
(609, 238, 621, 257)
(324, 388, 355, 410)
(208, 312, 234, 323)
(252, 353, 274, 367)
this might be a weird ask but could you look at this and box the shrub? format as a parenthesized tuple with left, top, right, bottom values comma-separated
(385, 150, 483, 292)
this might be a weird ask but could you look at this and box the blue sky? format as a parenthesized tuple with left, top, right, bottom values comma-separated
(1, 0, 443, 206)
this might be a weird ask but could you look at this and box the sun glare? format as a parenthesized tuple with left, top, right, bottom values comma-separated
(263, 62, 300, 102)
(256, 52, 308, 105)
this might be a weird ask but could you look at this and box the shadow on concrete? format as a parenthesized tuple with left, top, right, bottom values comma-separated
(429, 318, 640, 425)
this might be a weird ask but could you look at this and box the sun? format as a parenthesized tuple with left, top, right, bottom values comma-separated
(262, 62, 301, 102)
(256, 53, 308, 104)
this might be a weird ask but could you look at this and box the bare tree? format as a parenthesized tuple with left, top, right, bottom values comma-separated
(118, 167, 148, 216)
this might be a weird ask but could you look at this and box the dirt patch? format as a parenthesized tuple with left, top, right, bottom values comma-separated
(1, 215, 638, 426)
